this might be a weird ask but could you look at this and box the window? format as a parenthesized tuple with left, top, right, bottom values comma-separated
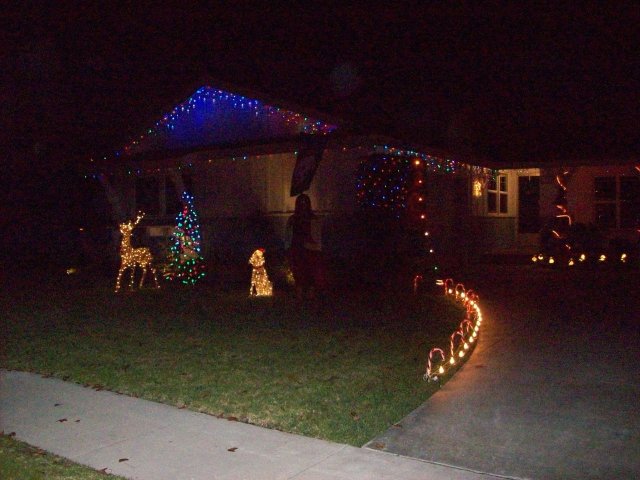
(620, 177, 640, 228)
(487, 174, 508, 214)
(594, 176, 640, 229)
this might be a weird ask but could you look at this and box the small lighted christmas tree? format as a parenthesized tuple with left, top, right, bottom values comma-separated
(166, 191, 206, 285)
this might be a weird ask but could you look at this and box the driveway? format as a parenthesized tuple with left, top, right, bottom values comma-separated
(366, 265, 640, 479)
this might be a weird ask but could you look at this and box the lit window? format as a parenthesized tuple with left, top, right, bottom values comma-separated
(487, 174, 508, 214)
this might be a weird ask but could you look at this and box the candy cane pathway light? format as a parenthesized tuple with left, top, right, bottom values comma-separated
(425, 348, 446, 381)
(424, 279, 484, 382)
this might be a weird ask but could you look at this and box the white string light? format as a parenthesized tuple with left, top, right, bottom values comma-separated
(115, 212, 161, 292)
(249, 248, 273, 297)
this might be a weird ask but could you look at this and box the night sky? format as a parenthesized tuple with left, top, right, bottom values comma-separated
(3, 3, 640, 265)
(6, 2, 639, 165)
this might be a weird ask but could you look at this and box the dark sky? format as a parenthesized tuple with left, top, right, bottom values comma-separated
(5, 2, 640, 165)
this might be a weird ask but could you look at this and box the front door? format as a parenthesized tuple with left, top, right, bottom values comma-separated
(518, 176, 540, 247)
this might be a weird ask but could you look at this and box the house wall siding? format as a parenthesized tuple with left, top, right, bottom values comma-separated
(539, 165, 639, 227)
(470, 217, 517, 253)
(120, 148, 364, 263)
(108, 148, 490, 266)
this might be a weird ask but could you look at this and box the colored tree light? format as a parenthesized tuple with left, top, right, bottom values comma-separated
(356, 154, 411, 215)
(249, 248, 273, 296)
(166, 192, 206, 285)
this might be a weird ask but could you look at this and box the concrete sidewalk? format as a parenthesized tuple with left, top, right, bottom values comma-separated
(1, 370, 501, 480)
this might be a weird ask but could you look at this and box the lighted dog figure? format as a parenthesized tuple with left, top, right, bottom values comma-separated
(115, 213, 160, 292)
(249, 248, 273, 296)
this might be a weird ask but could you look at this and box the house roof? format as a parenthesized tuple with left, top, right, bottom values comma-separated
(95, 79, 636, 171)
(102, 80, 341, 162)
(487, 155, 640, 170)
(93, 79, 489, 170)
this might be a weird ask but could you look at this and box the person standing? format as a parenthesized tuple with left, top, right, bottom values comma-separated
(285, 194, 325, 297)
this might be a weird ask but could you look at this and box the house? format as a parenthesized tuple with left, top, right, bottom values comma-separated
(87, 83, 490, 278)
(470, 159, 640, 258)
(87, 82, 639, 274)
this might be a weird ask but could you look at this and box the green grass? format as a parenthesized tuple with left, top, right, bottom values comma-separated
(0, 434, 125, 479)
(1, 272, 465, 447)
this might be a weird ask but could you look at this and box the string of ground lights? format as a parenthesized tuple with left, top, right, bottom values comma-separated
(424, 279, 483, 382)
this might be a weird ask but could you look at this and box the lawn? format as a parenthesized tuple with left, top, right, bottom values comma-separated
(0, 434, 125, 479)
(1, 270, 465, 447)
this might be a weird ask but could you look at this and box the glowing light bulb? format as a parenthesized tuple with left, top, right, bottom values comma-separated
(438, 366, 445, 374)
(579, 254, 586, 262)
(472, 180, 482, 197)
(599, 254, 606, 262)
(621, 253, 627, 263)
(532, 256, 538, 262)
(459, 350, 465, 358)
(115, 213, 160, 292)
(449, 357, 455, 365)
(549, 257, 555, 264)
(568, 259, 574, 266)
(464, 342, 469, 350)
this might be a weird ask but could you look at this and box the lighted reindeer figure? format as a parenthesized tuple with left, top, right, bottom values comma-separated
(115, 213, 160, 292)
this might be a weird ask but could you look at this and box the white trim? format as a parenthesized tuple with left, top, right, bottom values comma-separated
(486, 174, 510, 216)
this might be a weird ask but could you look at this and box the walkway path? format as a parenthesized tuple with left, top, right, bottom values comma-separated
(367, 266, 640, 479)
(1, 370, 497, 480)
